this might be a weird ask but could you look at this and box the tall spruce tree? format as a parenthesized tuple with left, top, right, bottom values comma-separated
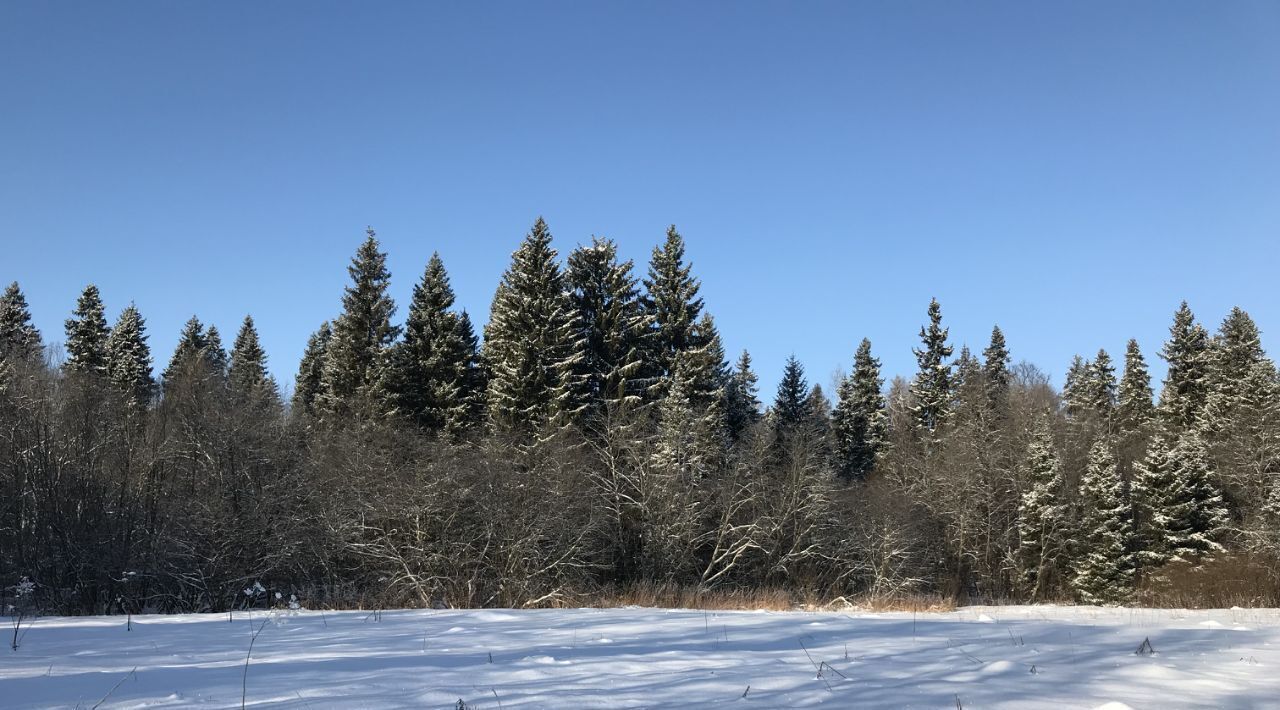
(1162, 427, 1229, 562)
(1204, 307, 1271, 429)
(228, 315, 272, 397)
(1158, 301, 1211, 430)
(724, 349, 762, 442)
(771, 356, 812, 451)
(566, 237, 650, 418)
(484, 218, 584, 432)
(1132, 429, 1176, 571)
(292, 321, 332, 418)
(1117, 339, 1154, 436)
(652, 349, 724, 479)
(317, 228, 400, 419)
(1084, 348, 1118, 422)
(105, 304, 154, 410)
(909, 298, 953, 433)
(982, 325, 1011, 414)
(1018, 414, 1067, 600)
(1071, 439, 1135, 604)
(164, 316, 209, 383)
(1061, 355, 1091, 419)
(388, 253, 480, 433)
(0, 282, 42, 363)
(643, 225, 705, 398)
(832, 338, 887, 482)
(63, 284, 110, 376)
(205, 325, 228, 377)
(454, 310, 487, 432)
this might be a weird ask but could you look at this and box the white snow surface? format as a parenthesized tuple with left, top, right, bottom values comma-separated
(3, 605, 1279, 708)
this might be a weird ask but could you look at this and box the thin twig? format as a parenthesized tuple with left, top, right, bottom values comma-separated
(91, 666, 137, 710)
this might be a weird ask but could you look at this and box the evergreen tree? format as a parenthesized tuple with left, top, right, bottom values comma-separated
(1204, 307, 1270, 428)
(1018, 415, 1067, 600)
(1084, 348, 1117, 422)
(317, 228, 400, 419)
(388, 253, 480, 433)
(105, 304, 154, 410)
(1116, 339, 1154, 436)
(1071, 439, 1135, 604)
(63, 284, 110, 376)
(952, 346, 984, 412)
(723, 349, 762, 442)
(1132, 428, 1176, 570)
(484, 218, 584, 432)
(1061, 354, 1090, 419)
(164, 316, 209, 383)
(228, 315, 272, 397)
(1158, 301, 1211, 430)
(909, 298, 954, 433)
(771, 356, 812, 449)
(292, 321, 332, 418)
(982, 325, 1011, 414)
(566, 237, 650, 418)
(643, 225, 704, 396)
(205, 325, 228, 378)
(453, 310, 487, 432)
(1162, 427, 1229, 562)
(651, 350, 724, 479)
(0, 281, 42, 363)
(832, 338, 887, 482)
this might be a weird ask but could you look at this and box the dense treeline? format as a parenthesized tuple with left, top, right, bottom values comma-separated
(2, 220, 1278, 614)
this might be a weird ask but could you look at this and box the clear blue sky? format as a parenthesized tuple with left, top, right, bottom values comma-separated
(3, 1, 1278, 398)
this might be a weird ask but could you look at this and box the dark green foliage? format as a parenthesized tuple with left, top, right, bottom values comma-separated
(388, 253, 484, 434)
(909, 298, 953, 433)
(832, 338, 887, 482)
(982, 325, 1011, 413)
(63, 284, 110, 376)
(0, 282, 42, 363)
(484, 218, 584, 432)
(229, 315, 273, 397)
(1158, 301, 1211, 430)
(642, 225, 704, 396)
(105, 304, 154, 410)
(318, 228, 400, 419)
(724, 349, 762, 442)
(566, 237, 650, 419)
(292, 321, 331, 418)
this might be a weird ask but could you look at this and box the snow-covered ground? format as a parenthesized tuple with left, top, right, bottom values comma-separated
(3, 605, 1278, 708)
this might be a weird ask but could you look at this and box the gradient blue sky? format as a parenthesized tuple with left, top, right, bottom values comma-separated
(3, 1, 1278, 397)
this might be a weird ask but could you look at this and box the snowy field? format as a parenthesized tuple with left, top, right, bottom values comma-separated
(3, 605, 1279, 709)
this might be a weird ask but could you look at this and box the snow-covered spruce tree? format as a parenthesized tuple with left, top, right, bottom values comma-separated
(291, 321, 331, 419)
(386, 253, 481, 434)
(952, 346, 983, 412)
(1084, 348, 1117, 423)
(204, 325, 228, 378)
(1072, 439, 1135, 605)
(1117, 339, 1155, 438)
(1158, 301, 1211, 431)
(1161, 426, 1229, 563)
(805, 383, 834, 468)
(1018, 414, 1068, 601)
(1131, 427, 1176, 572)
(723, 349, 763, 443)
(105, 303, 154, 411)
(651, 348, 725, 480)
(484, 218, 585, 433)
(832, 338, 887, 483)
(229, 315, 277, 400)
(0, 281, 42, 363)
(1201, 308, 1280, 515)
(63, 284, 110, 376)
(317, 228, 400, 420)
(163, 316, 216, 384)
(909, 298, 953, 434)
(566, 237, 651, 420)
(642, 225, 705, 400)
(982, 325, 1011, 415)
(1061, 354, 1091, 420)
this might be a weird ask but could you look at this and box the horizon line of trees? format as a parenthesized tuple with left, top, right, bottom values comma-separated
(2, 218, 1278, 614)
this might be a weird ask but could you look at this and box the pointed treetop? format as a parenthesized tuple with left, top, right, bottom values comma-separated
(63, 283, 110, 375)
(0, 281, 42, 362)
